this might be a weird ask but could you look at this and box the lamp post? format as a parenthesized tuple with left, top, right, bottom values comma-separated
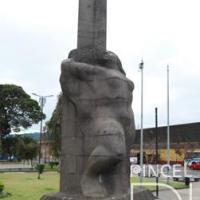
(139, 60, 144, 183)
(32, 93, 53, 164)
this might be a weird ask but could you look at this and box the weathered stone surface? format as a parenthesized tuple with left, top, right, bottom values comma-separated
(41, 188, 155, 200)
(57, 51, 135, 199)
(78, 0, 107, 51)
(68, 50, 125, 74)
(133, 187, 155, 200)
(41, 192, 130, 200)
(41, 0, 137, 199)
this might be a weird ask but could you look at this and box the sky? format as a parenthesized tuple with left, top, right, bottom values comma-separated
(0, 0, 200, 133)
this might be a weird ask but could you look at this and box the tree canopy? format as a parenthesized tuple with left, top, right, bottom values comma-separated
(2, 135, 38, 164)
(0, 84, 45, 138)
(17, 136, 38, 163)
(46, 94, 62, 158)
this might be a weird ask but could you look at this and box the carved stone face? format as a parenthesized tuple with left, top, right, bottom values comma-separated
(60, 54, 135, 198)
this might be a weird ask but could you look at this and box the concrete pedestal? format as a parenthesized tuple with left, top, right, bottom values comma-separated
(41, 193, 129, 200)
(41, 188, 155, 200)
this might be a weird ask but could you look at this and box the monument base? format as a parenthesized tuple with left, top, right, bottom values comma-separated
(133, 186, 156, 200)
(40, 189, 155, 200)
(41, 193, 130, 200)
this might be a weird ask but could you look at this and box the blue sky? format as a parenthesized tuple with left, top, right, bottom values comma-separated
(0, 0, 200, 133)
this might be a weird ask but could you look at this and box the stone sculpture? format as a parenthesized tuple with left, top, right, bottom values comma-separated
(41, 0, 136, 199)
(59, 50, 135, 199)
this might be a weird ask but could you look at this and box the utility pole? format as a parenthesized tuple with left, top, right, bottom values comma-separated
(155, 107, 159, 198)
(167, 65, 170, 184)
(139, 60, 144, 183)
(32, 93, 53, 164)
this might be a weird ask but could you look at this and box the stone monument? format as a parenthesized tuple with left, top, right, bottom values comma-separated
(41, 0, 136, 199)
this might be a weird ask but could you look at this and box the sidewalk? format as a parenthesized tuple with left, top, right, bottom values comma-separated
(0, 163, 35, 172)
(0, 163, 32, 169)
(154, 182, 200, 200)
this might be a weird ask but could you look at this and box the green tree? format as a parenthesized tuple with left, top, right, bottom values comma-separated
(46, 94, 62, 158)
(18, 136, 38, 166)
(2, 135, 19, 160)
(0, 84, 45, 152)
(2, 135, 38, 165)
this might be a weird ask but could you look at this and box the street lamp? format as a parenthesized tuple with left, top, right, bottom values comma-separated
(32, 93, 53, 164)
(139, 60, 144, 183)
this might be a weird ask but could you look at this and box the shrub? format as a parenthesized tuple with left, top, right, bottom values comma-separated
(35, 164, 45, 179)
(49, 161, 59, 169)
(0, 181, 4, 193)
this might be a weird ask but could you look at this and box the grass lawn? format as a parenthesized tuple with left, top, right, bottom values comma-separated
(131, 176, 188, 191)
(0, 172, 59, 200)
(0, 172, 188, 200)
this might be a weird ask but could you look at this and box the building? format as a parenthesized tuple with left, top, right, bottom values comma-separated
(131, 122, 200, 164)
(40, 132, 59, 163)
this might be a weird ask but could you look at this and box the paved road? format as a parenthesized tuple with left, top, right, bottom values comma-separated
(154, 182, 200, 200)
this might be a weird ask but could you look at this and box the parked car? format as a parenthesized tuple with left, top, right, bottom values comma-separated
(189, 161, 200, 170)
(186, 158, 200, 167)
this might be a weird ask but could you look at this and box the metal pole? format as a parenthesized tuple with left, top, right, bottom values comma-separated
(167, 65, 170, 183)
(39, 97, 43, 164)
(155, 107, 159, 197)
(32, 93, 53, 164)
(0, 132, 2, 155)
(139, 60, 144, 183)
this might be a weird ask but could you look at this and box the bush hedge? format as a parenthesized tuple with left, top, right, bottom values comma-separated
(0, 181, 4, 193)
(49, 161, 59, 169)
